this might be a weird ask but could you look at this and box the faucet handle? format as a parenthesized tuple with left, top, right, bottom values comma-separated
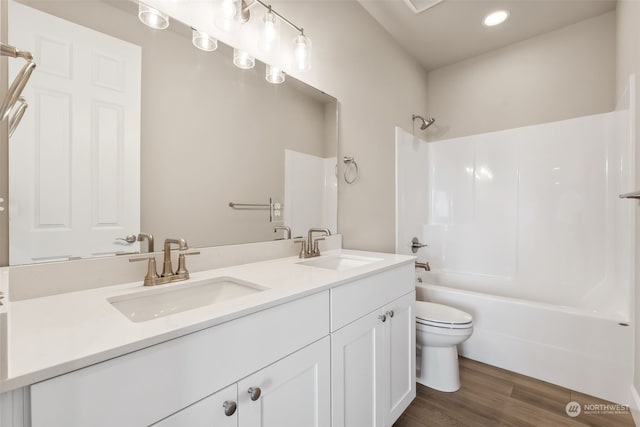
(175, 251, 200, 277)
(129, 256, 160, 286)
(294, 239, 307, 258)
(312, 237, 325, 255)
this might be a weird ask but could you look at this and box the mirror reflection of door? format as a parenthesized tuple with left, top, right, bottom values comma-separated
(8, 0, 141, 264)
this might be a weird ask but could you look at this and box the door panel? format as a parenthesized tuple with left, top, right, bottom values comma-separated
(238, 336, 330, 427)
(387, 291, 416, 425)
(331, 310, 386, 427)
(8, 0, 141, 263)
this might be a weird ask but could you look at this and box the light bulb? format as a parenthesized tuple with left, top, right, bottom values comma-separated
(293, 33, 311, 72)
(266, 64, 285, 84)
(192, 29, 218, 51)
(216, 0, 237, 32)
(233, 48, 255, 69)
(483, 10, 509, 27)
(262, 10, 280, 52)
(138, 3, 169, 30)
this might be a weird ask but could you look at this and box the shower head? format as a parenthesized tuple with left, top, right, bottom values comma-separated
(412, 114, 435, 130)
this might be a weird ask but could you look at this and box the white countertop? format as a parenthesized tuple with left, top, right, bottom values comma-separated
(0, 249, 414, 392)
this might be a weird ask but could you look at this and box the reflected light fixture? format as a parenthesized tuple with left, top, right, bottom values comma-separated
(262, 7, 280, 52)
(192, 29, 218, 51)
(233, 48, 255, 69)
(294, 32, 311, 72)
(138, 3, 169, 29)
(483, 10, 509, 27)
(216, 0, 238, 32)
(266, 64, 285, 84)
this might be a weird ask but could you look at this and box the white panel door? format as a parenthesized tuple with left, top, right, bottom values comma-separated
(331, 309, 387, 427)
(8, 0, 141, 263)
(386, 291, 416, 425)
(152, 384, 238, 427)
(238, 336, 330, 427)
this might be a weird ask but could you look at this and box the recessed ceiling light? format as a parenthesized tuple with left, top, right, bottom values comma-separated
(483, 10, 509, 27)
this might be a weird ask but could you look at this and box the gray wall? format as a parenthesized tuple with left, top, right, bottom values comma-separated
(425, 11, 616, 141)
(616, 0, 640, 411)
(276, 1, 431, 252)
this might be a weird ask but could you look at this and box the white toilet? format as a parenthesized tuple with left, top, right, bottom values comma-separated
(415, 301, 473, 392)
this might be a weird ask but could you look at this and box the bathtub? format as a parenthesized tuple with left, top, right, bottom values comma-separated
(416, 271, 633, 406)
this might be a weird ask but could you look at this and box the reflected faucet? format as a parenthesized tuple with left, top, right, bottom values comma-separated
(137, 233, 154, 253)
(273, 225, 292, 240)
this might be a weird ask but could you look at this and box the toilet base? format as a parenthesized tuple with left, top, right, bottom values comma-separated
(416, 345, 461, 392)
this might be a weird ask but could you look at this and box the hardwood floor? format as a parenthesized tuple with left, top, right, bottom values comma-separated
(393, 357, 635, 427)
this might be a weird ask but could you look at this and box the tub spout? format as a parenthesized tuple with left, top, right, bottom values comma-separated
(415, 261, 430, 271)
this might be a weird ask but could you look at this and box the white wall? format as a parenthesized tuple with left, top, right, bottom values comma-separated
(616, 0, 640, 420)
(426, 11, 616, 141)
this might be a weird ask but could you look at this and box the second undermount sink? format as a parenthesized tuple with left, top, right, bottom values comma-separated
(297, 254, 383, 271)
(108, 277, 268, 322)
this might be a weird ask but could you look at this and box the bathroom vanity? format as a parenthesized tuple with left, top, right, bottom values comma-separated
(0, 241, 415, 427)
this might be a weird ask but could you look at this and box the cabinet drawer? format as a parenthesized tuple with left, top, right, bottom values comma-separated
(31, 291, 330, 427)
(331, 265, 413, 331)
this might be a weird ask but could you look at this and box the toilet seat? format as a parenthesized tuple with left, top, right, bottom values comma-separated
(416, 301, 472, 329)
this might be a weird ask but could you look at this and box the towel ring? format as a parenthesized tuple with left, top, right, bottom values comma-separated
(343, 156, 359, 184)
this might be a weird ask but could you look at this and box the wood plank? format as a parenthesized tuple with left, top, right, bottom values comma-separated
(393, 357, 634, 427)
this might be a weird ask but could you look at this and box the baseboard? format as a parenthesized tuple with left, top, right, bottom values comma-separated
(631, 385, 640, 426)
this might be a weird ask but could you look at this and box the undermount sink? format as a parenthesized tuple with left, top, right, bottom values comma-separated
(297, 254, 383, 271)
(108, 277, 267, 322)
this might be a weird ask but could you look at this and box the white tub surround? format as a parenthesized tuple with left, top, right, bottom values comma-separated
(395, 82, 635, 406)
(0, 241, 415, 427)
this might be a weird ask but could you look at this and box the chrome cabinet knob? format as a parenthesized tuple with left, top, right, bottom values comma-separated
(379, 314, 387, 323)
(248, 387, 262, 401)
(222, 401, 237, 416)
(386, 310, 394, 318)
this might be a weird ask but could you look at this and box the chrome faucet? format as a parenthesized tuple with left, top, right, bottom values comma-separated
(273, 225, 292, 240)
(295, 228, 331, 259)
(129, 237, 199, 286)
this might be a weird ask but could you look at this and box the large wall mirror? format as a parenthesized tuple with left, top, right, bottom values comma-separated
(6, 0, 338, 265)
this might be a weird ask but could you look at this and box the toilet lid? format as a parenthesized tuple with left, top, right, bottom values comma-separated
(416, 301, 472, 327)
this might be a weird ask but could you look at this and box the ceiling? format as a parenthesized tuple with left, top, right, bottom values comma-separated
(356, 0, 616, 71)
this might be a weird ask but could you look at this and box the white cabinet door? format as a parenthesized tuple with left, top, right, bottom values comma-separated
(385, 291, 416, 425)
(152, 384, 237, 427)
(238, 336, 330, 427)
(331, 309, 387, 427)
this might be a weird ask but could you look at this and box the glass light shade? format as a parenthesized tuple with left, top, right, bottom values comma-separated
(265, 64, 285, 84)
(262, 11, 280, 52)
(233, 48, 255, 69)
(483, 10, 509, 27)
(216, 0, 238, 32)
(293, 33, 311, 72)
(192, 29, 218, 51)
(138, 3, 169, 30)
